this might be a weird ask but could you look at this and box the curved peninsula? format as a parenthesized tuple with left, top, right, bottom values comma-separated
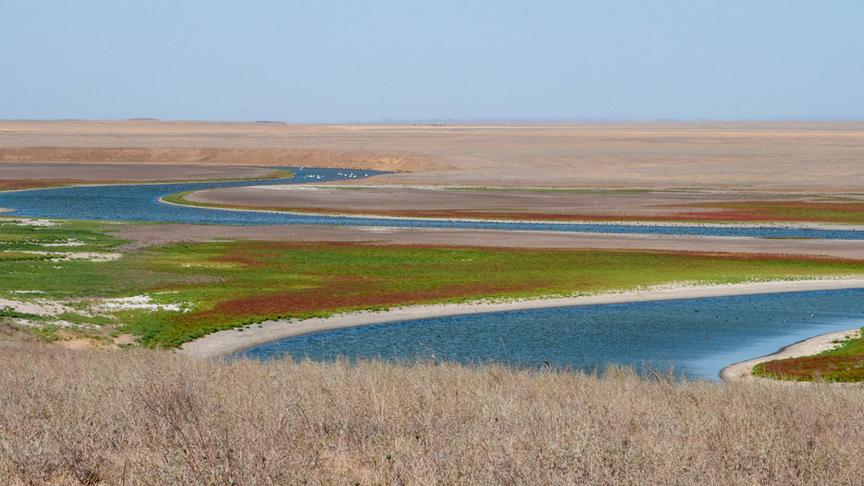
(721, 328, 861, 383)
(182, 278, 864, 383)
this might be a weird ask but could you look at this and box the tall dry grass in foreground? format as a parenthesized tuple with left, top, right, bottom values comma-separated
(1, 343, 863, 485)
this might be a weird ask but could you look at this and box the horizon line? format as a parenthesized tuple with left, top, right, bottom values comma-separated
(2, 117, 864, 125)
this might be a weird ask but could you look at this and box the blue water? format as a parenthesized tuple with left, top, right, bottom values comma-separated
(234, 288, 864, 380)
(1, 166, 864, 239)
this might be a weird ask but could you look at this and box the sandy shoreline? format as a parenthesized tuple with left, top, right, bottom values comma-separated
(719, 328, 861, 383)
(180, 278, 864, 360)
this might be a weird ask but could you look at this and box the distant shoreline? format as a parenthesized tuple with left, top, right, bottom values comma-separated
(180, 278, 864, 360)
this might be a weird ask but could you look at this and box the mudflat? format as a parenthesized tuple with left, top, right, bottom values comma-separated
(2, 120, 864, 191)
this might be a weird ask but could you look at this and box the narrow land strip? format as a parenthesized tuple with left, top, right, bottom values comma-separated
(720, 329, 861, 383)
(181, 278, 864, 359)
(115, 223, 864, 259)
(179, 184, 864, 226)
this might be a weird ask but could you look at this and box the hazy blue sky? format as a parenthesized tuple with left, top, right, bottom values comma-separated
(2, 0, 862, 122)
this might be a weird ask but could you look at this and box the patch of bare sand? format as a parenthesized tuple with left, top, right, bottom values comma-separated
(0, 297, 76, 316)
(2, 120, 864, 191)
(18, 251, 122, 262)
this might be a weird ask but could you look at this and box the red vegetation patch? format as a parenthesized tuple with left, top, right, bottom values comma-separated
(185, 279, 530, 324)
(751, 201, 864, 212)
(209, 251, 265, 268)
(680, 201, 864, 223)
(759, 354, 864, 381)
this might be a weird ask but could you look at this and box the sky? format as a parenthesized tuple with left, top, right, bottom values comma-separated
(1, 0, 863, 122)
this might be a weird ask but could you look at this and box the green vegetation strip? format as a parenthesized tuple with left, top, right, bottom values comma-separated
(753, 329, 864, 382)
(3, 217, 864, 349)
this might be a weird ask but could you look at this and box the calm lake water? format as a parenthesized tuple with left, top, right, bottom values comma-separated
(233, 288, 864, 381)
(1, 167, 864, 239)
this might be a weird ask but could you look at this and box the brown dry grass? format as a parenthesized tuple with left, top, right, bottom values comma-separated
(1, 342, 863, 484)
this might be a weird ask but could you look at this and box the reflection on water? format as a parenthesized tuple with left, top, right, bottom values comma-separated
(234, 288, 864, 381)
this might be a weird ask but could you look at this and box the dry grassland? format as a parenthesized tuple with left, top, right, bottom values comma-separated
(1, 342, 863, 485)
